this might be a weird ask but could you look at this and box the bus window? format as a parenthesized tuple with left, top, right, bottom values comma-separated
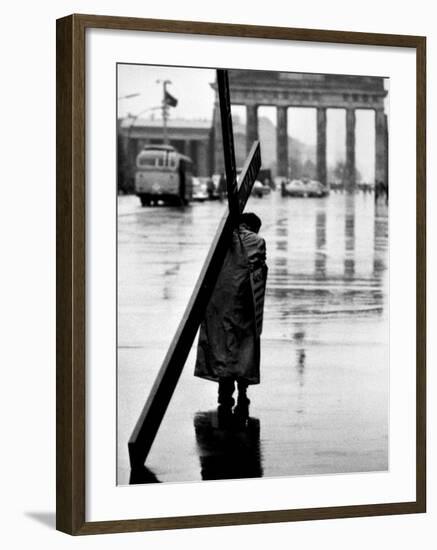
(137, 150, 171, 168)
(137, 151, 157, 168)
(156, 154, 166, 167)
(168, 152, 178, 169)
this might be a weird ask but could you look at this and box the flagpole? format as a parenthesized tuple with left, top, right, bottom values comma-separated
(158, 79, 171, 145)
(163, 81, 168, 145)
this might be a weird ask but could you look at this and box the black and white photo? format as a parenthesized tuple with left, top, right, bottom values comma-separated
(117, 64, 390, 485)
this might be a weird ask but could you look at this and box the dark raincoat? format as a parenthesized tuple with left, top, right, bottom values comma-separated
(194, 223, 267, 385)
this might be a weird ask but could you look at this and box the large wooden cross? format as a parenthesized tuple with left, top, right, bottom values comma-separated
(128, 69, 261, 470)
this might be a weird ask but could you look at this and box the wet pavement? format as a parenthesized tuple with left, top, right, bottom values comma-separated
(117, 190, 389, 485)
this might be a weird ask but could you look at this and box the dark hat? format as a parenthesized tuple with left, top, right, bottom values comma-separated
(240, 212, 262, 233)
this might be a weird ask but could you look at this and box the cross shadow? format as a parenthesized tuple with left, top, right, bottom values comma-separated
(24, 511, 56, 529)
(193, 409, 263, 481)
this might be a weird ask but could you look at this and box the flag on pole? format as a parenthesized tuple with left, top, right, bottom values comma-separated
(164, 90, 178, 107)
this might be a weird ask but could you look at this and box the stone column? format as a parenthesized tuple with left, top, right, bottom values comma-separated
(276, 106, 288, 179)
(246, 104, 258, 154)
(345, 108, 356, 190)
(117, 121, 127, 192)
(197, 140, 209, 177)
(126, 137, 138, 193)
(212, 98, 224, 174)
(183, 139, 191, 156)
(375, 108, 387, 187)
(127, 137, 137, 170)
(189, 141, 197, 174)
(316, 107, 327, 185)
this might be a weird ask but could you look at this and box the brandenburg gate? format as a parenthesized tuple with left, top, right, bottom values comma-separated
(212, 70, 388, 187)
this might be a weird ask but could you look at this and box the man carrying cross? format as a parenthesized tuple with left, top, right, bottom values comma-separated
(128, 69, 265, 468)
(194, 212, 267, 417)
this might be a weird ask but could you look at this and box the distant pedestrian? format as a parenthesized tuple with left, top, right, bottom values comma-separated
(194, 213, 268, 419)
(218, 173, 226, 202)
(206, 178, 215, 200)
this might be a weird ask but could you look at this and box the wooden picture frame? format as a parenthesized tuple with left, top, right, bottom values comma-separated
(56, 13, 426, 535)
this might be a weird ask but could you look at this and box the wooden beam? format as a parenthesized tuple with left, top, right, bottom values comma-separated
(217, 69, 239, 222)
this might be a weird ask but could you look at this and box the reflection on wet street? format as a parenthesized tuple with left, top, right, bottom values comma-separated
(117, 190, 388, 485)
(194, 410, 263, 481)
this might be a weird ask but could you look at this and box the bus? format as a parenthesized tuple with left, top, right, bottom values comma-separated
(134, 145, 193, 206)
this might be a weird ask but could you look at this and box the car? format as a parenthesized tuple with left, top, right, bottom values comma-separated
(258, 168, 275, 190)
(251, 180, 271, 198)
(210, 174, 226, 200)
(282, 178, 305, 197)
(192, 177, 209, 202)
(282, 177, 329, 198)
(235, 167, 271, 199)
(197, 177, 216, 200)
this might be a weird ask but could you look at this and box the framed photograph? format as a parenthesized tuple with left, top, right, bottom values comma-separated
(56, 13, 426, 535)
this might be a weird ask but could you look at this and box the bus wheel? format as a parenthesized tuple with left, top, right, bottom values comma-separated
(140, 195, 150, 207)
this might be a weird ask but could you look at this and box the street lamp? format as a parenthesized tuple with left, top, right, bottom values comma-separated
(117, 92, 141, 101)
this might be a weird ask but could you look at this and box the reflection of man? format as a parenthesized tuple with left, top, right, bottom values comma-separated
(194, 213, 267, 417)
(194, 410, 263, 480)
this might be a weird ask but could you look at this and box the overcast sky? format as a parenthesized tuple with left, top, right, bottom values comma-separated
(118, 64, 388, 180)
